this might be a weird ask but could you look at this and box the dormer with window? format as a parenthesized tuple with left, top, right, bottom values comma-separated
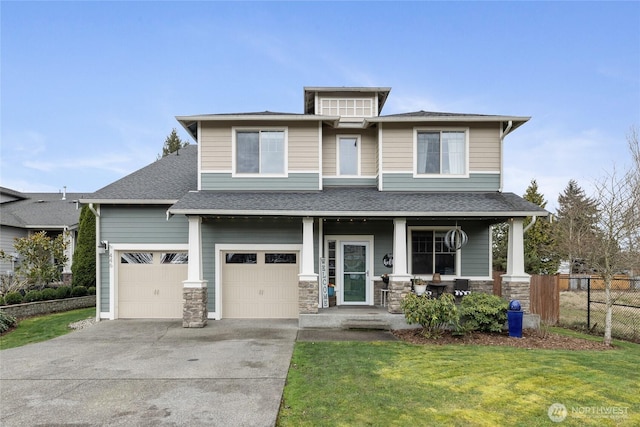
(304, 87, 390, 128)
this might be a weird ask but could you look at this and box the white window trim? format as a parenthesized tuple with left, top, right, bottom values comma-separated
(336, 134, 361, 176)
(407, 226, 461, 278)
(324, 235, 375, 306)
(231, 126, 289, 177)
(413, 127, 469, 178)
(319, 97, 374, 118)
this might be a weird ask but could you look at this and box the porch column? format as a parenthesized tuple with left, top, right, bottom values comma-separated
(501, 217, 531, 312)
(299, 217, 319, 314)
(389, 218, 411, 313)
(183, 216, 208, 328)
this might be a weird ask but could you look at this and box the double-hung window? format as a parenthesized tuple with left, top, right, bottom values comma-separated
(410, 230, 457, 275)
(416, 130, 466, 175)
(337, 136, 360, 176)
(235, 129, 286, 175)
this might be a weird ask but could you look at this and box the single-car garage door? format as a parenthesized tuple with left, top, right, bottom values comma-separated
(222, 251, 299, 318)
(118, 251, 188, 318)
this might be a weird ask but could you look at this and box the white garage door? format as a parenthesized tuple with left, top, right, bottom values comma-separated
(118, 251, 188, 318)
(222, 251, 299, 318)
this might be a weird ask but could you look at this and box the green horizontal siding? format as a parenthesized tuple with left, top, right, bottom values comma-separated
(323, 220, 394, 276)
(201, 172, 319, 191)
(99, 253, 109, 312)
(99, 206, 189, 313)
(322, 177, 377, 187)
(460, 221, 491, 277)
(100, 206, 188, 244)
(382, 173, 500, 191)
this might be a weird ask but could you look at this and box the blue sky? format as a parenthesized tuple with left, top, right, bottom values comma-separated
(2, 1, 639, 211)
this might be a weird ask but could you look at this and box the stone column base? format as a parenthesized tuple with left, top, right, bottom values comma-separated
(501, 280, 530, 313)
(183, 286, 208, 328)
(299, 280, 319, 314)
(387, 279, 411, 314)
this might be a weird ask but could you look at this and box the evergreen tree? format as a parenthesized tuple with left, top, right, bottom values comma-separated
(491, 222, 509, 272)
(523, 179, 559, 274)
(160, 128, 188, 158)
(71, 205, 96, 288)
(554, 179, 598, 273)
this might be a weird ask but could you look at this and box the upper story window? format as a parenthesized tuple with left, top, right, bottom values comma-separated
(235, 129, 286, 175)
(415, 129, 467, 175)
(320, 98, 374, 117)
(337, 136, 360, 176)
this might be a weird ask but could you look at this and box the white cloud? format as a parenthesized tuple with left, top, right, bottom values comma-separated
(23, 153, 133, 175)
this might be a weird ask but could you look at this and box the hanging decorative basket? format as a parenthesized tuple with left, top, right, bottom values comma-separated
(444, 228, 468, 250)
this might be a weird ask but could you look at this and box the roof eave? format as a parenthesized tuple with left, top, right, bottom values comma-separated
(176, 114, 339, 122)
(367, 116, 531, 125)
(79, 199, 179, 205)
(167, 208, 548, 218)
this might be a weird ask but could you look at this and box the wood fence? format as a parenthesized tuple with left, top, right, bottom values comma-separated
(492, 272, 560, 325)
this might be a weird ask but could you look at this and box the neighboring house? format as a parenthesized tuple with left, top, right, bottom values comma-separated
(81, 86, 547, 327)
(0, 187, 82, 281)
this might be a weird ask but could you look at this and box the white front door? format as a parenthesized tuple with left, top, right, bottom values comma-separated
(339, 241, 370, 305)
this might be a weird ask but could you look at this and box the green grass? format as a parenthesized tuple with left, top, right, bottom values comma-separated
(0, 308, 95, 350)
(278, 334, 639, 426)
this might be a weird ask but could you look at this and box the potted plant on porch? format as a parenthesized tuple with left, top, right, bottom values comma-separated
(412, 277, 428, 296)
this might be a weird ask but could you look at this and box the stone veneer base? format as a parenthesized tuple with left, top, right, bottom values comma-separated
(299, 280, 319, 314)
(183, 287, 208, 328)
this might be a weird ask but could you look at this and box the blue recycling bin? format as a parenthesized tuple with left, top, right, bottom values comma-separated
(507, 299, 523, 338)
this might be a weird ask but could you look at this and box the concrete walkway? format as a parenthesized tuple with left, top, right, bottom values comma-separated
(0, 319, 298, 427)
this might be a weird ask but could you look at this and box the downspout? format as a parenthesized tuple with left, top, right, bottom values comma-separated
(89, 203, 101, 321)
(88, 203, 100, 218)
(523, 215, 537, 233)
(499, 120, 513, 192)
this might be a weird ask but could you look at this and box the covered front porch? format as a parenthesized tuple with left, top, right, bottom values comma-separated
(169, 188, 547, 327)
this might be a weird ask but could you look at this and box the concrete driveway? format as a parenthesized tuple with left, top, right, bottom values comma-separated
(0, 319, 298, 427)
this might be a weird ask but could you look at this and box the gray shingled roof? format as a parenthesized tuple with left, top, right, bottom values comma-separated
(81, 145, 197, 203)
(380, 110, 496, 118)
(169, 188, 548, 218)
(1, 192, 84, 229)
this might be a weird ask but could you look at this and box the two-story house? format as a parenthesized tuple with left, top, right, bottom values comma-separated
(82, 86, 547, 327)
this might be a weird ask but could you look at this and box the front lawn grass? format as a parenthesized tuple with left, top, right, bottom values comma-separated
(278, 333, 639, 426)
(0, 307, 95, 350)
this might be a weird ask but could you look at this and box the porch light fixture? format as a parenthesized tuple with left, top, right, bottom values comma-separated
(444, 228, 468, 251)
(98, 240, 109, 254)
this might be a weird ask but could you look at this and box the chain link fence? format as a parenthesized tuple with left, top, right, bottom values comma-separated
(559, 276, 640, 343)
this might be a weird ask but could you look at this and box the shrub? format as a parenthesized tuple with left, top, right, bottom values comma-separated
(4, 291, 23, 305)
(0, 311, 17, 333)
(87, 286, 96, 295)
(23, 290, 43, 303)
(459, 293, 508, 333)
(401, 293, 459, 338)
(71, 286, 88, 297)
(71, 205, 96, 288)
(0, 296, 4, 306)
(55, 286, 72, 299)
(41, 288, 58, 301)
